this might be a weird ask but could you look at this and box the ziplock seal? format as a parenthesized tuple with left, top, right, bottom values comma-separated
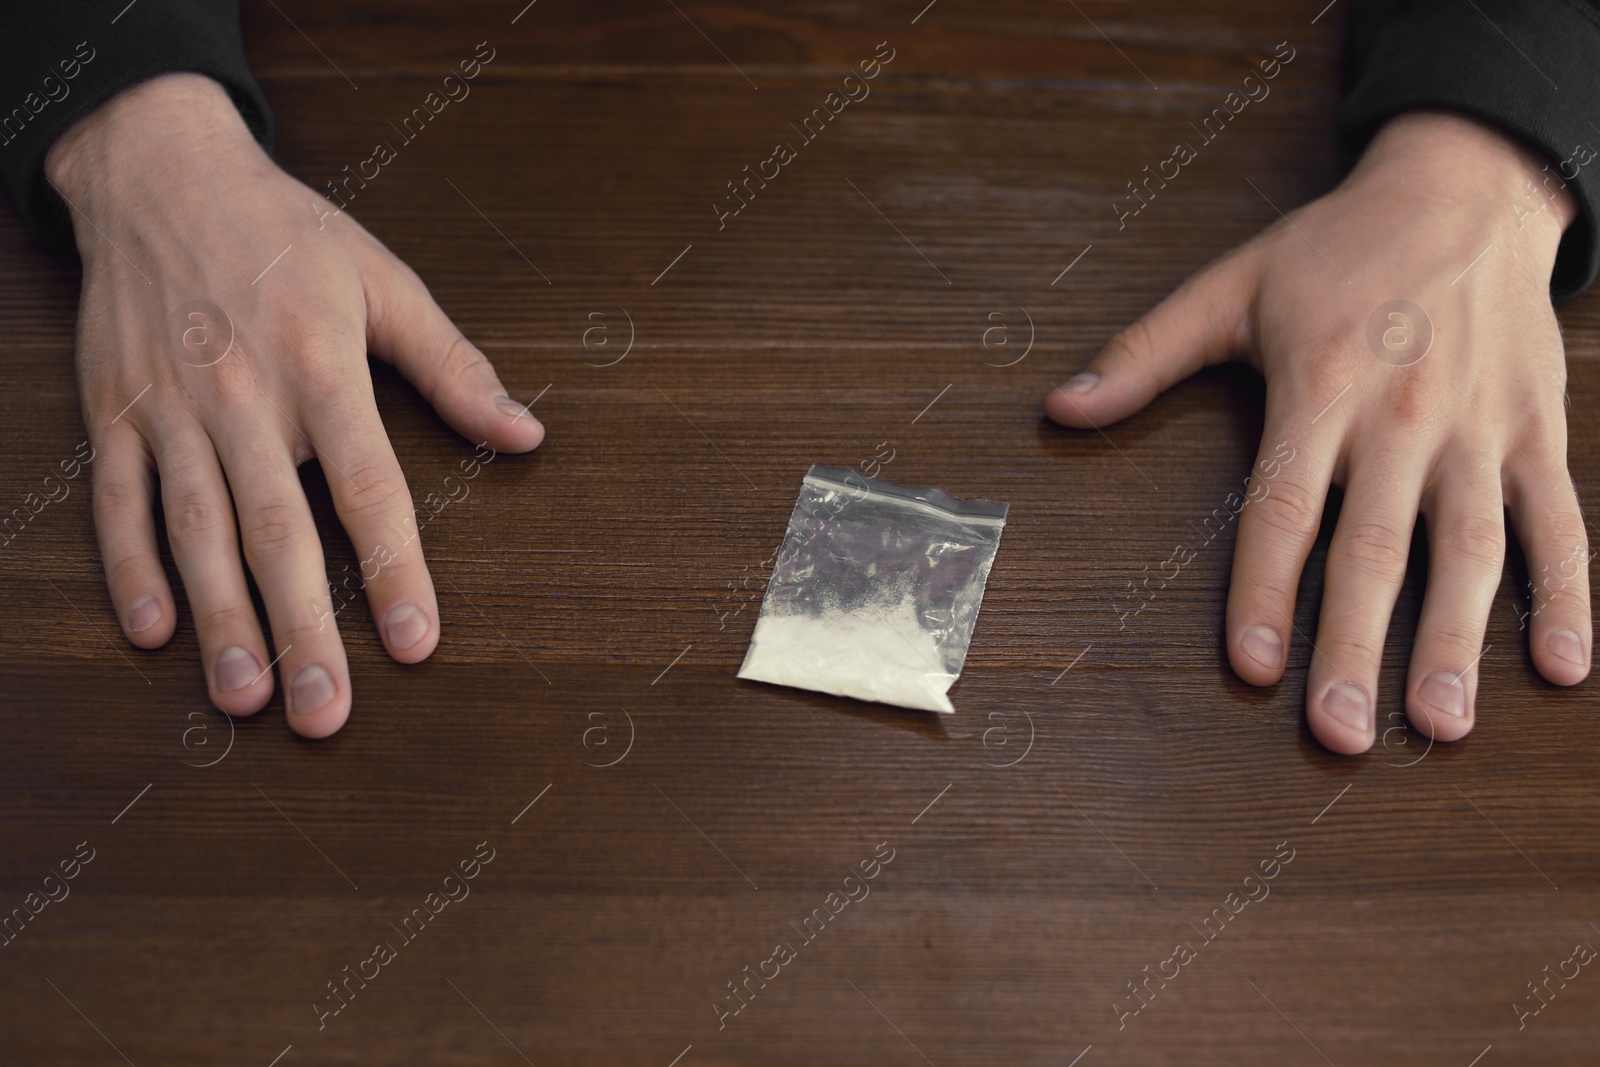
(803, 464, 1010, 525)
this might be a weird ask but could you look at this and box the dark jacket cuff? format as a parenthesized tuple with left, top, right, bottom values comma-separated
(1336, 0, 1600, 300)
(0, 0, 275, 258)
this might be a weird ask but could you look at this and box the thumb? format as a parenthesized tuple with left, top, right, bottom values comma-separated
(1044, 246, 1258, 429)
(362, 250, 545, 454)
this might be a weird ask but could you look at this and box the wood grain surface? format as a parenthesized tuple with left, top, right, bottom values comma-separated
(2, 2, 1598, 1064)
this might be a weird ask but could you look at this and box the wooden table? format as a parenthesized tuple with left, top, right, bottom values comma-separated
(3, 2, 1597, 1063)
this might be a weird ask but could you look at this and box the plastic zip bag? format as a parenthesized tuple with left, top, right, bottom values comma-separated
(737, 464, 1008, 713)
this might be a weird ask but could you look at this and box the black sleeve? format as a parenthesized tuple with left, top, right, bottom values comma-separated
(1336, 0, 1600, 301)
(0, 0, 274, 257)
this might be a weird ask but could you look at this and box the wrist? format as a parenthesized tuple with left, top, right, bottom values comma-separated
(44, 73, 262, 210)
(1351, 111, 1577, 249)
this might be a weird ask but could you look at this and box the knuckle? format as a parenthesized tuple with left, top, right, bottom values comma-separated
(1532, 506, 1589, 558)
(1422, 622, 1486, 659)
(1384, 374, 1440, 433)
(298, 354, 350, 397)
(417, 333, 482, 407)
(275, 619, 342, 652)
(1246, 477, 1322, 539)
(206, 347, 261, 407)
(244, 500, 307, 556)
(105, 551, 154, 591)
(1437, 514, 1506, 568)
(1529, 517, 1591, 602)
(1236, 575, 1294, 610)
(93, 476, 145, 519)
(198, 603, 259, 638)
(288, 326, 361, 391)
(1519, 414, 1569, 460)
(442, 334, 490, 388)
(1322, 627, 1384, 667)
(1338, 520, 1408, 572)
(1303, 358, 1354, 409)
(1103, 320, 1154, 367)
(342, 460, 410, 518)
(166, 492, 232, 544)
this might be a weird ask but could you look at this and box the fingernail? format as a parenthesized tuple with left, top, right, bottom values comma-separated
(1547, 627, 1587, 666)
(127, 595, 161, 633)
(288, 664, 336, 715)
(1419, 670, 1467, 717)
(1241, 625, 1283, 670)
(1060, 371, 1099, 394)
(494, 394, 530, 420)
(1321, 683, 1373, 734)
(216, 645, 261, 692)
(384, 602, 429, 651)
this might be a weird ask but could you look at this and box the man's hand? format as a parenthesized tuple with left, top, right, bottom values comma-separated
(1047, 110, 1591, 754)
(48, 73, 544, 738)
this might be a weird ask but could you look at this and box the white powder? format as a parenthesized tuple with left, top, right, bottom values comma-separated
(737, 594, 957, 713)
